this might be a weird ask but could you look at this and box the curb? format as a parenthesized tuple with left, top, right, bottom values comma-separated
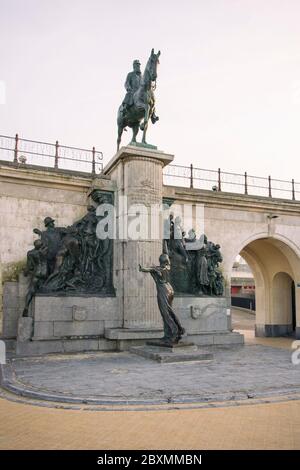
(1, 361, 300, 410)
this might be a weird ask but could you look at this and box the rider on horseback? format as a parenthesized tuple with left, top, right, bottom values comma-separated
(117, 49, 161, 149)
(122, 59, 142, 115)
(122, 59, 159, 124)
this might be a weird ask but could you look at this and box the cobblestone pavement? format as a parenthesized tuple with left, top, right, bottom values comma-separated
(1, 331, 299, 449)
(3, 342, 300, 405)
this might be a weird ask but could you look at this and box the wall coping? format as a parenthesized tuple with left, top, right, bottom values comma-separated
(0, 161, 116, 193)
(163, 184, 300, 214)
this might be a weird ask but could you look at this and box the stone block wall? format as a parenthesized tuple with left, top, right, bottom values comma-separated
(0, 162, 116, 333)
(32, 296, 121, 341)
(173, 296, 228, 334)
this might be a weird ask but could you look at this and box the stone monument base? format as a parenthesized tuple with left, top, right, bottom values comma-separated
(174, 296, 244, 346)
(187, 331, 243, 346)
(104, 328, 164, 351)
(12, 293, 243, 356)
(15, 336, 117, 357)
(15, 294, 121, 356)
(147, 340, 195, 349)
(130, 343, 213, 363)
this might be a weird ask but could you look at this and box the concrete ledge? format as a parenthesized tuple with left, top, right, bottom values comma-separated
(104, 328, 165, 351)
(188, 331, 244, 346)
(130, 345, 213, 363)
(104, 329, 244, 350)
(104, 328, 163, 340)
(15, 337, 117, 356)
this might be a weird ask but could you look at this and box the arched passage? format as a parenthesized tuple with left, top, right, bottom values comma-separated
(233, 236, 300, 338)
(272, 272, 295, 334)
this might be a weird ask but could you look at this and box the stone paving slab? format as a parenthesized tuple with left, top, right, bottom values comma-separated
(130, 345, 213, 363)
(1, 343, 300, 406)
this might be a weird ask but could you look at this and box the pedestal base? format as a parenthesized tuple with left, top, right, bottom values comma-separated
(147, 340, 195, 349)
(17, 318, 33, 342)
(105, 328, 164, 351)
(129, 141, 157, 150)
(130, 344, 213, 363)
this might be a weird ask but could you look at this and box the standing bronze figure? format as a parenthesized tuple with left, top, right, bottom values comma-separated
(23, 239, 48, 317)
(139, 254, 185, 345)
(117, 49, 160, 149)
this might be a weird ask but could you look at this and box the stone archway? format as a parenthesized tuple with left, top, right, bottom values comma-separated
(271, 272, 295, 336)
(236, 236, 300, 338)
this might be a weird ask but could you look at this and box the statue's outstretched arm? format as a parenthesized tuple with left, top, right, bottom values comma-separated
(139, 264, 154, 273)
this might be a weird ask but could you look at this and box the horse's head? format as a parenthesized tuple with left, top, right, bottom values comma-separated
(145, 48, 161, 83)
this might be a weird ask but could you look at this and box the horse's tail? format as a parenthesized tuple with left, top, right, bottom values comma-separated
(117, 105, 123, 126)
(117, 106, 125, 150)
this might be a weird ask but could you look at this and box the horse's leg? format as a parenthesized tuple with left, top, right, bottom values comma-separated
(131, 123, 139, 144)
(117, 124, 123, 151)
(142, 104, 150, 144)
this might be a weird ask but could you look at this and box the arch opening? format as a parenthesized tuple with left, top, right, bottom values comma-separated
(231, 256, 256, 333)
(230, 236, 300, 339)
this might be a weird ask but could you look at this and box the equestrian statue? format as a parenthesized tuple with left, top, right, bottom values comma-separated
(117, 49, 160, 149)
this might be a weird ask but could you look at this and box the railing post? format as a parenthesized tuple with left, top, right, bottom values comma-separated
(190, 163, 193, 188)
(268, 175, 272, 198)
(92, 147, 96, 175)
(55, 140, 59, 169)
(218, 168, 221, 191)
(244, 171, 248, 195)
(14, 133, 19, 163)
(292, 179, 295, 200)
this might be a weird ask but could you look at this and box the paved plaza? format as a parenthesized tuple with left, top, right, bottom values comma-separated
(2, 342, 300, 406)
(1, 314, 300, 449)
(1, 311, 298, 407)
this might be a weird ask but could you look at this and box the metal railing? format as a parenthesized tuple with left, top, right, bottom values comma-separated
(0, 134, 103, 175)
(163, 164, 300, 201)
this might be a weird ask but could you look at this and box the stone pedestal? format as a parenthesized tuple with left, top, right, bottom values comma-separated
(17, 317, 33, 342)
(103, 146, 174, 330)
(130, 344, 213, 363)
(31, 295, 120, 340)
(173, 296, 244, 346)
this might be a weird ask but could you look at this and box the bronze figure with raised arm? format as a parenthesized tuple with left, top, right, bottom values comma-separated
(139, 254, 185, 346)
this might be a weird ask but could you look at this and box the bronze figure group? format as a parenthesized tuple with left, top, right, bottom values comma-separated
(23, 193, 114, 316)
(163, 215, 224, 296)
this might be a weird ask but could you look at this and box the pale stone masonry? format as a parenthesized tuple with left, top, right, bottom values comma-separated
(103, 146, 174, 330)
(1, 145, 300, 347)
(0, 161, 115, 333)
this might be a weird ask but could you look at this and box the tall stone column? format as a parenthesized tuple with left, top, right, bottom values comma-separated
(103, 146, 174, 329)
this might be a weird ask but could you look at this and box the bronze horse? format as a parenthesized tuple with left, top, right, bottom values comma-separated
(117, 49, 160, 150)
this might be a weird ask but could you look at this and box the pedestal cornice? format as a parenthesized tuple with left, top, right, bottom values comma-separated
(103, 145, 174, 175)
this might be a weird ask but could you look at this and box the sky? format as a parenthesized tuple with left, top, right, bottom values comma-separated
(1, 0, 300, 180)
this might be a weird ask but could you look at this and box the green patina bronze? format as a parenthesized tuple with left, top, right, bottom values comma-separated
(117, 49, 160, 150)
